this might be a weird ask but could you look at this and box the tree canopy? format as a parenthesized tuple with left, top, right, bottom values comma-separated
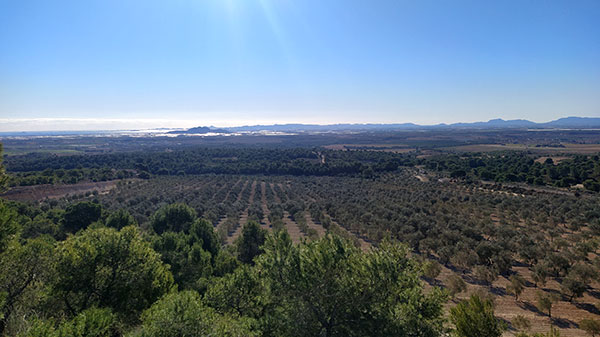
(450, 295, 505, 337)
(53, 226, 174, 318)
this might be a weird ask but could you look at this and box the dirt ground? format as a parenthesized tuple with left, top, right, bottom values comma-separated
(534, 156, 571, 164)
(324, 143, 415, 153)
(0, 180, 132, 201)
(431, 263, 600, 337)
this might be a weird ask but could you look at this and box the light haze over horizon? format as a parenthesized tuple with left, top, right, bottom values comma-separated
(1, 0, 599, 131)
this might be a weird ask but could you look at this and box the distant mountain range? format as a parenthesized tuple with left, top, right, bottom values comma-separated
(161, 117, 600, 135)
(2, 117, 599, 138)
(214, 116, 600, 133)
(446, 117, 600, 129)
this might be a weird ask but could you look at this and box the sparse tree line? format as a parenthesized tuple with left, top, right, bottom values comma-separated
(5, 147, 600, 194)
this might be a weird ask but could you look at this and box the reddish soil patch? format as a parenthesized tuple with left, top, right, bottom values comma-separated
(304, 211, 326, 238)
(1, 180, 131, 201)
(270, 183, 305, 244)
(226, 180, 257, 245)
(282, 210, 305, 244)
(534, 156, 570, 165)
(222, 178, 242, 203)
(237, 180, 249, 202)
(269, 183, 281, 203)
(260, 181, 272, 232)
(449, 143, 600, 154)
(215, 216, 228, 229)
(324, 143, 415, 153)
(325, 213, 371, 252)
(431, 263, 600, 337)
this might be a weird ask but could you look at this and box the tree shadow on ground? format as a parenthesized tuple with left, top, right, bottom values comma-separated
(441, 262, 473, 276)
(513, 260, 529, 268)
(517, 301, 543, 316)
(462, 274, 485, 286)
(522, 279, 535, 287)
(574, 301, 600, 315)
(588, 289, 600, 300)
(500, 317, 514, 332)
(490, 286, 507, 296)
(553, 317, 577, 329)
(422, 276, 440, 287)
(542, 287, 561, 297)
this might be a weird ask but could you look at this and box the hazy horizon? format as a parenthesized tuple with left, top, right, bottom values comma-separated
(1, 115, 600, 132)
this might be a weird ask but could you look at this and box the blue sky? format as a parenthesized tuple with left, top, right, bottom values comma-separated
(0, 0, 599, 130)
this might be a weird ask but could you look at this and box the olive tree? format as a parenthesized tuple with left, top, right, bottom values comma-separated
(506, 274, 526, 301)
(536, 291, 559, 322)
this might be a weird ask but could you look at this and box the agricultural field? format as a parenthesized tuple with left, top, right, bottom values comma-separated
(0, 180, 126, 201)
(8, 168, 598, 336)
(2, 138, 600, 337)
(448, 143, 600, 155)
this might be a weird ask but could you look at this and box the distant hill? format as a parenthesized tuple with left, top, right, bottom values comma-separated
(446, 118, 537, 128)
(224, 117, 600, 133)
(168, 126, 230, 134)
(227, 123, 420, 132)
(542, 117, 600, 128)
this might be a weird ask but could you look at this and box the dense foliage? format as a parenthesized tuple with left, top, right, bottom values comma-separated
(4, 148, 408, 178)
(426, 152, 600, 191)
(7, 167, 136, 187)
(450, 295, 504, 337)
(52, 226, 174, 319)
